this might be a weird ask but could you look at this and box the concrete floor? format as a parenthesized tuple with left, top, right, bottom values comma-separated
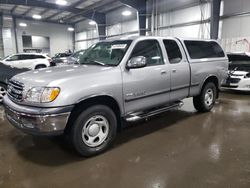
(0, 92, 250, 188)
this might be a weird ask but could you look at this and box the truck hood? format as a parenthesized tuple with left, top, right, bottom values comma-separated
(13, 64, 116, 87)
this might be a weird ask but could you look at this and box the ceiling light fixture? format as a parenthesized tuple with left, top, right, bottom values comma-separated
(33, 14, 42, 20)
(56, 0, 68, 6)
(19, 22, 27, 27)
(122, 10, 132, 16)
(68, 27, 74, 31)
(89, 21, 96, 25)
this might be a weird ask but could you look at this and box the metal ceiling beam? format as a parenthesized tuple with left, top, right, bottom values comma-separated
(10, 5, 18, 14)
(1, 0, 107, 25)
(119, 0, 147, 36)
(63, 0, 117, 22)
(40, 9, 49, 15)
(210, 0, 221, 39)
(22, 7, 33, 16)
(45, 11, 62, 21)
(72, 3, 125, 24)
(0, 0, 82, 14)
(46, 0, 84, 21)
(10, 14, 74, 26)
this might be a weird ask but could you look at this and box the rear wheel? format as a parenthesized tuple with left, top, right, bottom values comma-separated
(35, 65, 46, 69)
(69, 105, 117, 157)
(0, 83, 7, 103)
(193, 82, 217, 112)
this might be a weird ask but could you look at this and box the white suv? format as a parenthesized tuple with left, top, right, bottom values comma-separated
(0, 53, 52, 70)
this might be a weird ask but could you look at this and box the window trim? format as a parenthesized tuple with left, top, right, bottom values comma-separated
(127, 39, 165, 67)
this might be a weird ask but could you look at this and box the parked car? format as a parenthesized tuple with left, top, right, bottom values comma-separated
(68, 50, 86, 64)
(222, 53, 250, 91)
(0, 53, 52, 70)
(0, 63, 28, 103)
(52, 50, 86, 65)
(52, 52, 72, 65)
(3, 37, 228, 156)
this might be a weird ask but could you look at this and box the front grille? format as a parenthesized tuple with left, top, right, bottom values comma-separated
(7, 80, 24, 101)
(226, 77, 241, 84)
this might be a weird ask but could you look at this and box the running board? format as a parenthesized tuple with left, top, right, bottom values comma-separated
(125, 101, 184, 122)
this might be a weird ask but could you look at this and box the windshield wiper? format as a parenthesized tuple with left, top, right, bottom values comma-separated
(85, 60, 108, 66)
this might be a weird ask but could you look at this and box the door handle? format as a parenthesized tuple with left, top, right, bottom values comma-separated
(172, 69, 177, 73)
(161, 70, 167, 75)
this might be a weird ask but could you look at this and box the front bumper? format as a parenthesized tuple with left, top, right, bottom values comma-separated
(3, 96, 74, 136)
(221, 78, 250, 91)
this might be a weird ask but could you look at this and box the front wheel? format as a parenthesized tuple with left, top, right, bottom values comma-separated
(0, 83, 7, 103)
(69, 105, 117, 157)
(193, 82, 217, 112)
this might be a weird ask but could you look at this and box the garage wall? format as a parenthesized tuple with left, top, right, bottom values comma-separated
(219, 0, 250, 52)
(106, 7, 139, 38)
(155, 2, 211, 39)
(74, 6, 139, 50)
(1, 15, 16, 57)
(15, 19, 73, 56)
(0, 14, 4, 58)
(75, 20, 99, 51)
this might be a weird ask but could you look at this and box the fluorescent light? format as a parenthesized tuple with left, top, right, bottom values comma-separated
(19, 22, 27, 27)
(68, 27, 74, 31)
(56, 0, 68, 6)
(122, 10, 132, 16)
(89, 21, 96, 25)
(33, 14, 42, 20)
(93, 29, 97, 33)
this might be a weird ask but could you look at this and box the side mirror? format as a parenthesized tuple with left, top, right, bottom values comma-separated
(126, 56, 146, 69)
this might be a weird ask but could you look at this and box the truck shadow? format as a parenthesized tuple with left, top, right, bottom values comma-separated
(11, 109, 198, 166)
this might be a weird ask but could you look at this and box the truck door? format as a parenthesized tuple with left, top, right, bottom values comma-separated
(122, 39, 170, 114)
(163, 39, 190, 101)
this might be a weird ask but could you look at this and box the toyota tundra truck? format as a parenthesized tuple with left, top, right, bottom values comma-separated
(3, 36, 228, 156)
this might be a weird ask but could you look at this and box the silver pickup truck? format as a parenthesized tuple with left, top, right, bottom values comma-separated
(3, 36, 228, 156)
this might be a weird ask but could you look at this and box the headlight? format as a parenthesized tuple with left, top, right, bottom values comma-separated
(245, 73, 250, 78)
(25, 87, 60, 103)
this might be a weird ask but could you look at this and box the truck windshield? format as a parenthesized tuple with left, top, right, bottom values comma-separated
(79, 40, 132, 66)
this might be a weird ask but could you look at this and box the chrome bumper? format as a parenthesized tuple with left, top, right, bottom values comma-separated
(3, 96, 73, 136)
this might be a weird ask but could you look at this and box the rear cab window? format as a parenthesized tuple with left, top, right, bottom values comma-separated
(184, 40, 225, 59)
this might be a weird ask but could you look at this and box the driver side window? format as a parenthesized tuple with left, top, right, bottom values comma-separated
(7, 55, 20, 61)
(130, 40, 164, 66)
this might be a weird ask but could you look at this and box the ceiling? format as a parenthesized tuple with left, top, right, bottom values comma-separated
(0, 0, 126, 25)
(0, 0, 207, 25)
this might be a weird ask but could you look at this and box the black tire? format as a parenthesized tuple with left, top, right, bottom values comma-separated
(69, 105, 117, 157)
(193, 82, 217, 112)
(35, 65, 46, 69)
(0, 83, 7, 104)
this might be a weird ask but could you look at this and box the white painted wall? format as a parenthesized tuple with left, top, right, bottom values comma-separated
(75, 6, 139, 50)
(156, 2, 211, 39)
(75, 19, 99, 50)
(1, 15, 16, 56)
(221, 0, 250, 38)
(219, 0, 250, 52)
(16, 19, 73, 56)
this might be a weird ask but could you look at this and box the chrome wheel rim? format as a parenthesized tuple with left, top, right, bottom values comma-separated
(0, 86, 7, 103)
(82, 115, 109, 147)
(205, 88, 214, 106)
